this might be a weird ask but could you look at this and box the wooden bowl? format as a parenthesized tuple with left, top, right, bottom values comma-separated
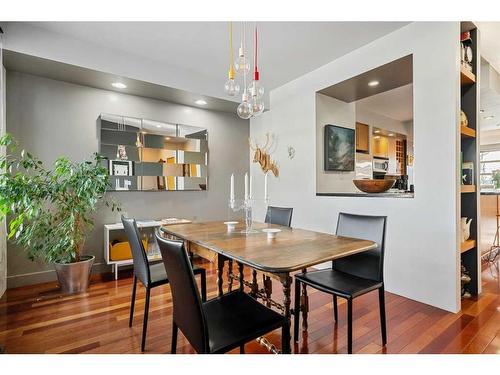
(353, 179, 396, 193)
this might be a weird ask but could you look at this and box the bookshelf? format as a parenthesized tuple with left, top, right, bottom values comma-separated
(459, 22, 480, 300)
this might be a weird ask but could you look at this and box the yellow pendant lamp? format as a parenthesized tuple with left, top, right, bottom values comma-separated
(224, 22, 240, 97)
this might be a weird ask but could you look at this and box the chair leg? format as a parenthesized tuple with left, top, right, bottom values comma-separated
(171, 321, 178, 354)
(333, 294, 338, 323)
(129, 276, 137, 327)
(200, 269, 207, 302)
(141, 288, 151, 352)
(379, 287, 387, 346)
(347, 299, 353, 354)
(240, 344, 245, 354)
(293, 279, 301, 342)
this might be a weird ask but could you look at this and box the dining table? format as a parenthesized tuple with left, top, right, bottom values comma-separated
(160, 220, 377, 354)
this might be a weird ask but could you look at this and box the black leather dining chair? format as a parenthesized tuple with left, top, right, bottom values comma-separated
(155, 232, 287, 354)
(293, 212, 387, 354)
(122, 217, 207, 352)
(265, 206, 293, 227)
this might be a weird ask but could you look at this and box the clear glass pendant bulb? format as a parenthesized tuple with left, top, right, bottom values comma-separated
(250, 95, 265, 116)
(237, 93, 253, 119)
(235, 57, 250, 75)
(235, 46, 250, 75)
(224, 78, 240, 97)
(248, 80, 264, 98)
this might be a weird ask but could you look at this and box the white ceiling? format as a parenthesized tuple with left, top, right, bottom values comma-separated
(356, 84, 413, 122)
(28, 22, 409, 100)
(477, 22, 500, 74)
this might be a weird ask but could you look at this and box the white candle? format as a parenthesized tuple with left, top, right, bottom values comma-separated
(230, 173, 234, 202)
(244, 173, 249, 200)
(249, 175, 253, 199)
(264, 172, 268, 200)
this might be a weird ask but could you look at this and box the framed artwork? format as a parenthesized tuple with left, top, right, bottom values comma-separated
(324, 125, 355, 171)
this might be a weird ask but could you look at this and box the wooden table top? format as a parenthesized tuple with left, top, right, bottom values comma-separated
(160, 221, 376, 274)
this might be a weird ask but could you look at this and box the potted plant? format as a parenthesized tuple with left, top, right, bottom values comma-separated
(492, 170, 500, 190)
(0, 134, 120, 293)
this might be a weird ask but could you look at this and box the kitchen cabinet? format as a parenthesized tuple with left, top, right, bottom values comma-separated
(355, 122, 369, 153)
(372, 135, 389, 159)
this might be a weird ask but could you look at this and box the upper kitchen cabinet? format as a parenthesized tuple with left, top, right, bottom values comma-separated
(372, 135, 389, 159)
(356, 122, 370, 153)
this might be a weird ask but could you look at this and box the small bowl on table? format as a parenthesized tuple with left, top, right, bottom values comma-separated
(224, 221, 238, 232)
(262, 228, 281, 239)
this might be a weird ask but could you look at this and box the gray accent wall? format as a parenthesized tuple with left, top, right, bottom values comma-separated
(6, 71, 249, 288)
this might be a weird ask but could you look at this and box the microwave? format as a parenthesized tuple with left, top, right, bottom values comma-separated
(373, 158, 389, 174)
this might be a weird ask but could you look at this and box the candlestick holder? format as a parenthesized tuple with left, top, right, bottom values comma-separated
(228, 197, 269, 234)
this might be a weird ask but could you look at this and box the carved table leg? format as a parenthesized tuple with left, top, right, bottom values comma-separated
(280, 274, 292, 354)
(227, 259, 234, 292)
(238, 262, 244, 291)
(251, 269, 258, 298)
(264, 275, 273, 307)
(217, 255, 225, 297)
(300, 268, 309, 331)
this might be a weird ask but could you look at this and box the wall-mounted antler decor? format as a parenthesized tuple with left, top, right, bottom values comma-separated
(249, 133, 279, 177)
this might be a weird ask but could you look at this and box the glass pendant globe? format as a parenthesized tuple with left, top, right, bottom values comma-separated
(248, 80, 264, 98)
(237, 94, 253, 119)
(224, 78, 240, 97)
(234, 56, 250, 75)
(250, 95, 265, 116)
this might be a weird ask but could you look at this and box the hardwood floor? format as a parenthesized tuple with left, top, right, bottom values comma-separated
(0, 259, 498, 354)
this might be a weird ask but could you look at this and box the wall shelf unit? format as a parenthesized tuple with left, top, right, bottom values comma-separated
(458, 22, 480, 301)
(460, 239, 476, 254)
(460, 66, 476, 86)
(461, 185, 476, 193)
(460, 126, 476, 138)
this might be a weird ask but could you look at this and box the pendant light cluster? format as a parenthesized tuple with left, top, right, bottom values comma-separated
(224, 22, 265, 119)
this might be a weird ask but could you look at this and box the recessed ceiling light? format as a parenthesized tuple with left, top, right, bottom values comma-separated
(388, 133, 395, 137)
(374, 135, 381, 139)
(156, 124, 162, 128)
(111, 82, 127, 89)
(484, 115, 495, 120)
(368, 80, 380, 87)
(195, 99, 207, 106)
(374, 130, 380, 134)
(165, 137, 171, 140)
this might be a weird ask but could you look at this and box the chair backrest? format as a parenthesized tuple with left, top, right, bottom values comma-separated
(333, 212, 387, 282)
(264, 206, 293, 227)
(121, 216, 151, 287)
(155, 232, 208, 353)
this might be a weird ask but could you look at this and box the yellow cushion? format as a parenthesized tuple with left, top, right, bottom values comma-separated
(109, 240, 148, 261)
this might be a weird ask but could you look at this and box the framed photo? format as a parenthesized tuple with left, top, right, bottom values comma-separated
(109, 160, 134, 176)
(324, 125, 355, 171)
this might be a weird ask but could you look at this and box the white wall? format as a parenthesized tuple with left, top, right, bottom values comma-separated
(6, 71, 249, 288)
(250, 22, 461, 312)
(316, 93, 357, 193)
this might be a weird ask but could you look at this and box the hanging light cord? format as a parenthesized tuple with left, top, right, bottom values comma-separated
(229, 22, 233, 68)
(242, 22, 247, 94)
(254, 23, 259, 80)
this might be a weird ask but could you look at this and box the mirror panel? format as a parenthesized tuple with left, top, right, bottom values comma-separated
(98, 114, 208, 191)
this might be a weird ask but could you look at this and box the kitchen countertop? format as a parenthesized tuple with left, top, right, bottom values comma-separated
(480, 189, 500, 195)
(316, 191, 414, 198)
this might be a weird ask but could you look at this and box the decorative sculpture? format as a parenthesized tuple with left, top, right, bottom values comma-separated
(249, 133, 279, 177)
